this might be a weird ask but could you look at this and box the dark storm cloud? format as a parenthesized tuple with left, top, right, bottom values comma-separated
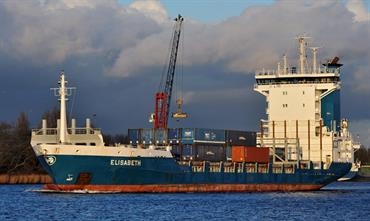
(0, 0, 369, 146)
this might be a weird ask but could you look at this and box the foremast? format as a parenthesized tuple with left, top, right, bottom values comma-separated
(51, 71, 75, 144)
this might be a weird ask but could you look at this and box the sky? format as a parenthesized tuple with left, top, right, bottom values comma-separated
(119, 0, 274, 22)
(0, 0, 369, 147)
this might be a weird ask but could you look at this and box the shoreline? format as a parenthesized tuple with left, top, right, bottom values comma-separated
(0, 174, 52, 184)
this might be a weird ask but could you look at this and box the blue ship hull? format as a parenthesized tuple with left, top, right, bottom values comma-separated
(37, 155, 351, 193)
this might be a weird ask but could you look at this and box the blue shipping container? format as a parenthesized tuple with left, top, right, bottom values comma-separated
(182, 144, 195, 160)
(181, 128, 195, 144)
(128, 129, 140, 144)
(168, 128, 181, 141)
(141, 128, 154, 144)
(154, 129, 168, 144)
(195, 128, 225, 143)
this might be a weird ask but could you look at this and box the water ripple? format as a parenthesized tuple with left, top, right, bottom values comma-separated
(1, 182, 370, 221)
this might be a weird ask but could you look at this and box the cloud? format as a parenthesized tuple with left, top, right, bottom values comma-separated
(0, 0, 369, 146)
(346, 0, 370, 22)
(128, 0, 168, 23)
(0, 0, 160, 65)
(106, 28, 171, 77)
(40, 0, 113, 9)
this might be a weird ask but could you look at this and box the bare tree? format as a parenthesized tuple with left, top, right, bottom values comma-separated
(0, 112, 44, 174)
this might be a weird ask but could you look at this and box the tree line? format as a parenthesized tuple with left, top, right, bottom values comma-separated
(355, 147, 370, 165)
(0, 112, 42, 174)
(0, 109, 127, 174)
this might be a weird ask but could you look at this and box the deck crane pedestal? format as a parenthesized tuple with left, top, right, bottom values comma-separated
(152, 15, 188, 129)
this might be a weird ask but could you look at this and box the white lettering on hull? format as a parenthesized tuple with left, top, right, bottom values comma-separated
(110, 159, 142, 167)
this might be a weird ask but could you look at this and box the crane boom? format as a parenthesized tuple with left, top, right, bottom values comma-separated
(154, 15, 184, 129)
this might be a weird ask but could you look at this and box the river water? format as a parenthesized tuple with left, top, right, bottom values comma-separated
(0, 182, 369, 220)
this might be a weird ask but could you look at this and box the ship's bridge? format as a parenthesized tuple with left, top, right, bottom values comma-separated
(255, 69, 340, 87)
(253, 37, 343, 133)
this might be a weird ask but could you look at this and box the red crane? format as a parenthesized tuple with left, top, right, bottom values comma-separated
(153, 15, 187, 129)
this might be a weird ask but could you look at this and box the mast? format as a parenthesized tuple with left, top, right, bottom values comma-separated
(51, 71, 75, 144)
(310, 47, 320, 73)
(283, 54, 287, 74)
(297, 36, 310, 74)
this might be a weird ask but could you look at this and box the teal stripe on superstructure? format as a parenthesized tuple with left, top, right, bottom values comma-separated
(321, 90, 341, 132)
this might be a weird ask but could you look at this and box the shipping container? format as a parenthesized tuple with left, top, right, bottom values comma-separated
(232, 146, 269, 163)
(140, 128, 154, 145)
(226, 130, 257, 146)
(154, 128, 168, 145)
(128, 129, 140, 145)
(181, 128, 195, 144)
(232, 146, 245, 162)
(168, 128, 181, 144)
(195, 128, 225, 143)
(182, 144, 195, 160)
(244, 147, 269, 163)
(195, 144, 226, 162)
(226, 146, 232, 161)
(170, 144, 182, 160)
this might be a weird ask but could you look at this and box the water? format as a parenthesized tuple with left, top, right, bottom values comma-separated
(1, 182, 370, 221)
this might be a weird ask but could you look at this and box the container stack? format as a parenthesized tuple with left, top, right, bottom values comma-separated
(225, 130, 256, 160)
(182, 128, 226, 161)
(128, 128, 259, 162)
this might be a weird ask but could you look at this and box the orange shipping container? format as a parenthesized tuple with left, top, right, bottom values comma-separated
(232, 146, 269, 163)
(231, 146, 246, 162)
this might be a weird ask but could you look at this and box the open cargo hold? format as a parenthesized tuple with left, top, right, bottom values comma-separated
(232, 146, 269, 163)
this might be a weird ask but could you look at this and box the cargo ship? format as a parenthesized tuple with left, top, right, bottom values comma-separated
(31, 53, 351, 192)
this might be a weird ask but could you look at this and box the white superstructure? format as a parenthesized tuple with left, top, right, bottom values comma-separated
(254, 36, 360, 171)
(31, 72, 172, 160)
